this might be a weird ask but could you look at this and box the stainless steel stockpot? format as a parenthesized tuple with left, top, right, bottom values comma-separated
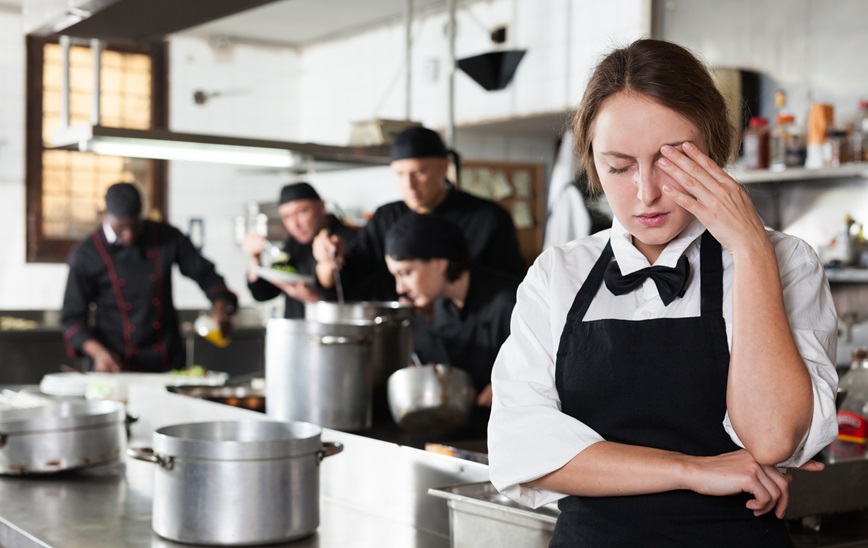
(0, 399, 125, 475)
(304, 301, 414, 386)
(266, 318, 374, 431)
(129, 420, 342, 546)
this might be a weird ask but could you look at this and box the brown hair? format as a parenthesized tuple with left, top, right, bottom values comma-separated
(573, 39, 734, 194)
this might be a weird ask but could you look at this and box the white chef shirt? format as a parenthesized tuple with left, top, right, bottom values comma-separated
(488, 217, 840, 509)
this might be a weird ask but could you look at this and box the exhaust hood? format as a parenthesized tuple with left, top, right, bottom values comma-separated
(50, 125, 392, 172)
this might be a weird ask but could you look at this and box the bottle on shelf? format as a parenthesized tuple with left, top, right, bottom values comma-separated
(742, 116, 770, 170)
(857, 100, 868, 163)
(770, 114, 794, 170)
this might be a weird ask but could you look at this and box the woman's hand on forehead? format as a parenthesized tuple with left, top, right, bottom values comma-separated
(656, 141, 769, 257)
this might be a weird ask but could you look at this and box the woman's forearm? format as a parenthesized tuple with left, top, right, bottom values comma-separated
(727, 239, 813, 464)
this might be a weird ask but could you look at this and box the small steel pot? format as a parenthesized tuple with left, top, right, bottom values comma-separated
(387, 364, 476, 434)
(129, 420, 342, 546)
(0, 400, 125, 475)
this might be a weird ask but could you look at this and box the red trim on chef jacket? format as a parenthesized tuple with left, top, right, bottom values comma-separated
(62, 322, 85, 357)
(92, 231, 135, 364)
(147, 223, 169, 368)
(206, 284, 230, 298)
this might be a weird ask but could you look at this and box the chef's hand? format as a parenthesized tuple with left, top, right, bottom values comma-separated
(657, 141, 770, 257)
(83, 339, 122, 373)
(313, 229, 345, 288)
(476, 384, 493, 407)
(271, 280, 320, 303)
(242, 233, 267, 258)
(211, 299, 235, 340)
(686, 449, 794, 518)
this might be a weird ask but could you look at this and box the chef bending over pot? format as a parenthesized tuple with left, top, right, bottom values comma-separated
(488, 39, 839, 547)
(385, 212, 520, 437)
(61, 183, 238, 373)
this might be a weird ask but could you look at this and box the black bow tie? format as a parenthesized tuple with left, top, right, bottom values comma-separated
(604, 255, 690, 306)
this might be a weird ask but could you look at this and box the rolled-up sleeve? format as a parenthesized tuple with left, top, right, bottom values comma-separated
(488, 249, 604, 509)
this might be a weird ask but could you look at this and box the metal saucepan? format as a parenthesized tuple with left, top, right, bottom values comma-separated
(128, 420, 342, 545)
(387, 363, 476, 434)
(166, 385, 266, 412)
(0, 399, 126, 475)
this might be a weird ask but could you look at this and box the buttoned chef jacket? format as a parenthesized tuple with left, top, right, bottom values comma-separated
(61, 220, 238, 372)
(488, 217, 840, 509)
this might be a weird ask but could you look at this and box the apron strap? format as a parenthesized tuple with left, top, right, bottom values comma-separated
(699, 230, 723, 317)
(566, 241, 613, 324)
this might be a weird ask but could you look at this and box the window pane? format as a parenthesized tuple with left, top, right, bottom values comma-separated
(39, 42, 156, 242)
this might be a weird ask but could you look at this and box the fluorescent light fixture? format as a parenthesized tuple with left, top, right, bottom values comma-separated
(50, 125, 391, 170)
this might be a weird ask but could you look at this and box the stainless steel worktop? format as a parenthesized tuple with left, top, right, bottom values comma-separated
(0, 386, 490, 547)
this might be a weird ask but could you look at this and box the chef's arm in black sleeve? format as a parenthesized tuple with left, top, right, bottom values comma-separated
(248, 277, 283, 302)
(483, 210, 527, 276)
(174, 229, 239, 315)
(60, 252, 98, 358)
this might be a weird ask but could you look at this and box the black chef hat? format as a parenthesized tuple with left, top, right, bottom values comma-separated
(279, 182, 321, 205)
(385, 213, 470, 262)
(104, 183, 142, 218)
(391, 127, 449, 161)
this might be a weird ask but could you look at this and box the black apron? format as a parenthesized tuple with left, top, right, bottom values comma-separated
(551, 231, 791, 547)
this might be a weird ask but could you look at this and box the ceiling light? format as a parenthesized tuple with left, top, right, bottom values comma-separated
(50, 125, 390, 170)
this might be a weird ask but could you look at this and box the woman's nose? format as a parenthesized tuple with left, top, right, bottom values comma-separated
(635, 165, 664, 205)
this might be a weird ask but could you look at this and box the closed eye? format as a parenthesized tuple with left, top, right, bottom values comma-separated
(608, 165, 631, 175)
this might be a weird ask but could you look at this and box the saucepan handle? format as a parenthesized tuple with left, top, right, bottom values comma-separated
(317, 441, 344, 463)
(0, 431, 6, 449)
(127, 447, 175, 470)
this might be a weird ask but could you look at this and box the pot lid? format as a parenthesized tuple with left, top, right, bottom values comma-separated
(153, 420, 322, 461)
(0, 400, 125, 434)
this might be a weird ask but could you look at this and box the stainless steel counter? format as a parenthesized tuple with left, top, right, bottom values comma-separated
(0, 386, 490, 547)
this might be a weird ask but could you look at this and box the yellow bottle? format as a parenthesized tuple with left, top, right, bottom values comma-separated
(194, 314, 231, 348)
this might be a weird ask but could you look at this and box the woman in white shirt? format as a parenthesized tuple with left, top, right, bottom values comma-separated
(488, 39, 839, 547)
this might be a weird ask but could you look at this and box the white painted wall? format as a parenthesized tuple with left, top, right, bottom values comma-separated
(8, 0, 867, 310)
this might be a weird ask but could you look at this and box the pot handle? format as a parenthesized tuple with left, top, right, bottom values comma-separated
(317, 441, 344, 463)
(0, 432, 6, 449)
(318, 335, 368, 346)
(373, 316, 412, 329)
(127, 447, 175, 470)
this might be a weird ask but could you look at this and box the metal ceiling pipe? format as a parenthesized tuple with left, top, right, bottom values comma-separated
(90, 39, 103, 126)
(446, 0, 456, 147)
(404, 0, 413, 120)
(60, 35, 70, 128)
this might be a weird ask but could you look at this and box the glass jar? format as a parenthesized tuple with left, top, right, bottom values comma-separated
(742, 116, 770, 170)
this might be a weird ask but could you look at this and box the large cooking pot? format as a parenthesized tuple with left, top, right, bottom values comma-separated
(129, 420, 342, 545)
(0, 399, 125, 475)
(266, 318, 373, 431)
(387, 363, 476, 434)
(305, 301, 414, 386)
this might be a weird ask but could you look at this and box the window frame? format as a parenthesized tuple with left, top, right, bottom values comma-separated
(25, 35, 168, 263)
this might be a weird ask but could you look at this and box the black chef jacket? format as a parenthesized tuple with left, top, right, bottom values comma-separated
(412, 264, 520, 393)
(61, 220, 238, 372)
(411, 264, 520, 440)
(248, 214, 358, 318)
(341, 185, 526, 302)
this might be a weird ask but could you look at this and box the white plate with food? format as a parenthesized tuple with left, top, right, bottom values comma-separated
(254, 266, 315, 285)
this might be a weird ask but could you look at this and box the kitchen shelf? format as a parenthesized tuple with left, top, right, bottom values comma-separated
(729, 163, 868, 184)
(825, 268, 868, 283)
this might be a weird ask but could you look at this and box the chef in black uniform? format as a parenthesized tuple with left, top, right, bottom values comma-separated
(384, 213, 520, 437)
(61, 183, 238, 373)
(243, 182, 357, 318)
(312, 126, 525, 302)
(488, 39, 839, 546)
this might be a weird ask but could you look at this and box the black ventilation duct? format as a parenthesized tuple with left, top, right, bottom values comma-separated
(457, 49, 526, 91)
